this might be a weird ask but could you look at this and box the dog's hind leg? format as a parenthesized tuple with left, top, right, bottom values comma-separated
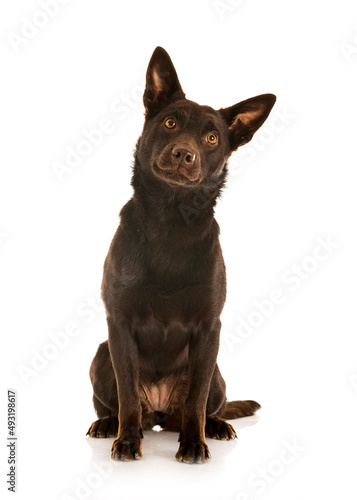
(93, 394, 114, 418)
(87, 399, 156, 438)
(155, 366, 260, 441)
(204, 364, 236, 440)
(87, 341, 155, 437)
(205, 400, 260, 440)
(87, 399, 118, 438)
(206, 399, 260, 440)
(87, 341, 119, 438)
(204, 365, 260, 440)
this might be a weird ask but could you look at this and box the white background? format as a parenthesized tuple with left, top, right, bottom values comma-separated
(1, 0, 357, 499)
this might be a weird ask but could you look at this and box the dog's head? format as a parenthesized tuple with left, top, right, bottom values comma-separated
(137, 47, 276, 188)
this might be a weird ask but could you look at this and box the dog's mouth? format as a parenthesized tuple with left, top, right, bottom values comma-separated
(152, 163, 202, 187)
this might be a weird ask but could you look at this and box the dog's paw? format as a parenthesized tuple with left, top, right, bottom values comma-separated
(175, 440, 211, 464)
(86, 416, 118, 438)
(205, 416, 237, 440)
(111, 435, 143, 461)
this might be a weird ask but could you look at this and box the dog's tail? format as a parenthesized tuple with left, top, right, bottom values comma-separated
(218, 400, 261, 420)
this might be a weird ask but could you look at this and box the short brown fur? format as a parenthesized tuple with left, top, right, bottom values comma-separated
(87, 47, 276, 463)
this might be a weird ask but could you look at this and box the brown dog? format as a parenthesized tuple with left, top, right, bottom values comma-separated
(87, 47, 276, 464)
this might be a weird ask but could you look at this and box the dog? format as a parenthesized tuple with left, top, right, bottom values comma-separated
(87, 47, 276, 464)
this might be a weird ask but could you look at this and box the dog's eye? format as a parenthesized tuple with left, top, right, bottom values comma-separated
(206, 133, 218, 144)
(164, 118, 176, 129)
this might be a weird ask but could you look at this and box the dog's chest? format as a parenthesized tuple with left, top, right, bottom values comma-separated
(139, 373, 188, 412)
(136, 320, 190, 375)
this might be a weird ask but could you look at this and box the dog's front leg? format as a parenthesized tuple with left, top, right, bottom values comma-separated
(107, 317, 143, 461)
(176, 321, 221, 464)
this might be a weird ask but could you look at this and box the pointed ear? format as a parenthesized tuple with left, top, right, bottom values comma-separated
(143, 47, 185, 117)
(220, 94, 276, 150)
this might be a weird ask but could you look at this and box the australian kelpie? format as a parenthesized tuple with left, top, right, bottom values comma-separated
(87, 47, 276, 464)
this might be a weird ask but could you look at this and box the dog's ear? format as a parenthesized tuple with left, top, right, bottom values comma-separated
(143, 47, 185, 117)
(220, 94, 276, 150)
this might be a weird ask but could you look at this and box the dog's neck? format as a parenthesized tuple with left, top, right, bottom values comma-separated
(130, 155, 227, 240)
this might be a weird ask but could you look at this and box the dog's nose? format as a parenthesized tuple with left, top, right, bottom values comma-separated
(172, 146, 196, 167)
